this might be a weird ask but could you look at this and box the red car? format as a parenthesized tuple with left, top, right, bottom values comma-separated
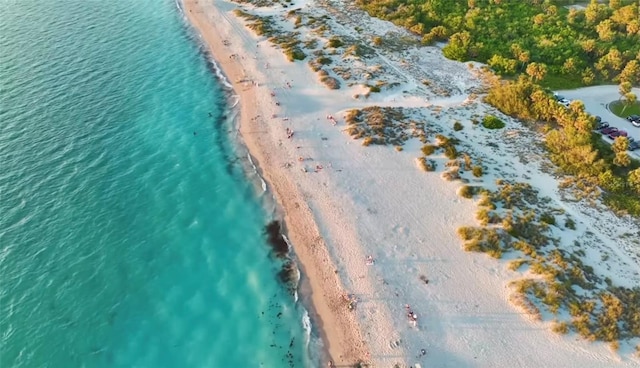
(608, 130, 627, 139)
(600, 127, 619, 135)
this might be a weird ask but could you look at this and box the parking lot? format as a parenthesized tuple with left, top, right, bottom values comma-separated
(556, 85, 640, 159)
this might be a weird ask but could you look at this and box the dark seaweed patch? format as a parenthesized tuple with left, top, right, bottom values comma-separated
(278, 261, 298, 296)
(265, 220, 289, 258)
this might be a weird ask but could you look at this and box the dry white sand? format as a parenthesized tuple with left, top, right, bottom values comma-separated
(183, 0, 640, 366)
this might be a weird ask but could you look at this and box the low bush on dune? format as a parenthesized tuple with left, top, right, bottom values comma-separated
(444, 145, 458, 159)
(421, 144, 436, 156)
(442, 167, 460, 181)
(416, 157, 436, 172)
(453, 121, 464, 131)
(368, 85, 381, 93)
(284, 47, 306, 61)
(481, 115, 505, 129)
(327, 36, 344, 48)
(320, 75, 340, 89)
(459, 185, 479, 199)
(457, 180, 640, 344)
(472, 165, 483, 177)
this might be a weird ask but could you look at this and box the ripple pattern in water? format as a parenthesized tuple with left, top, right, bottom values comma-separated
(0, 0, 312, 366)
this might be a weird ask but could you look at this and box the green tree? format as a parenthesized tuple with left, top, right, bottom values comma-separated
(612, 137, 630, 167)
(442, 31, 471, 60)
(596, 19, 616, 41)
(599, 170, 626, 192)
(628, 169, 640, 194)
(619, 81, 632, 102)
(526, 62, 547, 82)
(625, 92, 637, 110)
(618, 60, 639, 85)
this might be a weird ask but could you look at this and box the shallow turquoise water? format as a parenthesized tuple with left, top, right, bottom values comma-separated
(0, 0, 313, 366)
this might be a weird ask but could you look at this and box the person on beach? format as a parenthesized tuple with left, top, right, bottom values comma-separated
(366, 255, 374, 265)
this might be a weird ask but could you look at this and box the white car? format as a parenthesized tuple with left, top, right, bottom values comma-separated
(559, 99, 571, 108)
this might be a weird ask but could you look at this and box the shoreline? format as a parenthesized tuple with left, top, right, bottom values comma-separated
(181, 0, 369, 366)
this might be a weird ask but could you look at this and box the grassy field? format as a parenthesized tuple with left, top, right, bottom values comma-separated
(609, 100, 640, 118)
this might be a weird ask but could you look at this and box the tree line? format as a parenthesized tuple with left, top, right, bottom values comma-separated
(484, 75, 640, 215)
(357, 0, 640, 88)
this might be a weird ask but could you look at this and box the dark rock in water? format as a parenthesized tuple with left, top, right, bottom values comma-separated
(265, 220, 289, 258)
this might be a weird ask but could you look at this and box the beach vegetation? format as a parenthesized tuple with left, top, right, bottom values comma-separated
(327, 36, 344, 48)
(458, 185, 476, 199)
(472, 166, 483, 177)
(453, 121, 463, 131)
(508, 259, 527, 272)
(564, 217, 576, 230)
(462, 154, 472, 171)
(416, 157, 436, 172)
(481, 115, 505, 130)
(539, 213, 556, 226)
(372, 36, 383, 46)
(458, 180, 640, 343)
(320, 75, 341, 90)
(421, 144, 436, 156)
(442, 167, 460, 181)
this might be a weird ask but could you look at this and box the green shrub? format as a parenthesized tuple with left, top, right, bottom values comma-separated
(482, 115, 505, 129)
(508, 259, 527, 271)
(444, 145, 458, 159)
(369, 85, 381, 93)
(372, 36, 383, 46)
(564, 218, 576, 230)
(459, 185, 475, 199)
(416, 157, 436, 171)
(284, 48, 306, 61)
(539, 213, 556, 226)
(421, 144, 437, 156)
(453, 121, 464, 131)
(320, 76, 340, 89)
(327, 36, 343, 48)
(472, 166, 483, 177)
(552, 321, 569, 334)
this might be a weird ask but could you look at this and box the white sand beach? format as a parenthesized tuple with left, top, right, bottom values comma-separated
(183, 0, 640, 366)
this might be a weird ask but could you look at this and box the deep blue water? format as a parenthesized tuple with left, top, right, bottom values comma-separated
(0, 0, 313, 366)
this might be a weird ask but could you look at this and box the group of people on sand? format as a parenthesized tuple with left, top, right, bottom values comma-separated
(405, 304, 418, 324)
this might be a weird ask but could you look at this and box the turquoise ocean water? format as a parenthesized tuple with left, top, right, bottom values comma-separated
(0, 0, 316, 366)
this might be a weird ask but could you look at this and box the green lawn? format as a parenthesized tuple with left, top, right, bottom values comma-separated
(539, 73, 585, 91)
(609, 100, 640, 118)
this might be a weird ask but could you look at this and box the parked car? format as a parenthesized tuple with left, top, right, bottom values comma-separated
(626, 114, 640, 122)
(601, 127, 619, 135)
(629, 141, 640, 151)
(609, 130, 627, 139)
(559, 99, 571, 108)
(595, 121, 609, 130)
(630, 118, 640, 128)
